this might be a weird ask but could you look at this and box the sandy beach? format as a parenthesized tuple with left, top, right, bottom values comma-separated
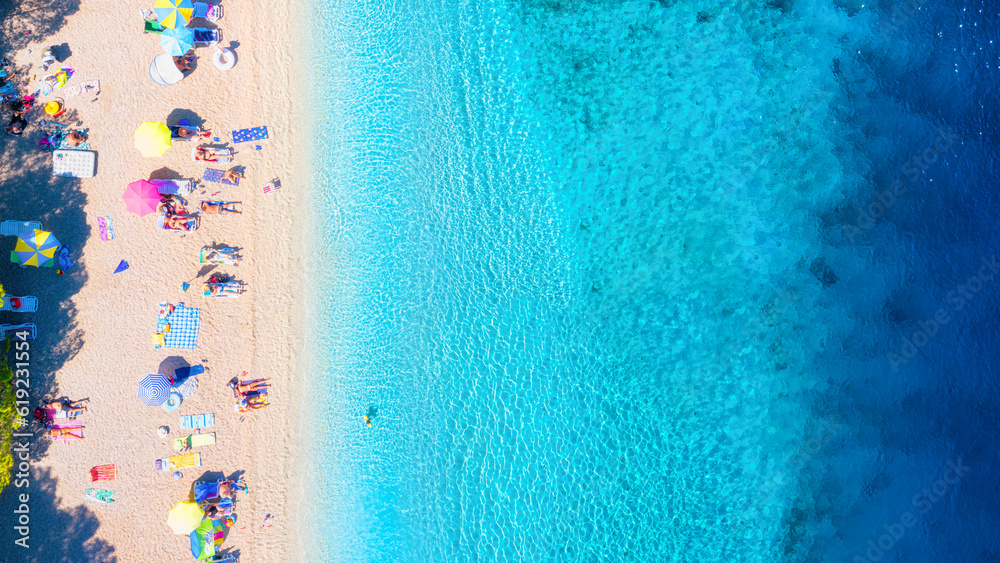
(0, 0, 309, 560)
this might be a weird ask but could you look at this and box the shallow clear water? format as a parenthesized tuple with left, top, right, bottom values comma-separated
(304, 0, 1000, 561)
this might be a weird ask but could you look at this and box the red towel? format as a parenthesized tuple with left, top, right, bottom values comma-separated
(90, 464, 116, 482)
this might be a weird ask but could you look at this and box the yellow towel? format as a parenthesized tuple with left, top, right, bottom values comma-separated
(168, 453, 201, 470)
(152, 333, 166, 346)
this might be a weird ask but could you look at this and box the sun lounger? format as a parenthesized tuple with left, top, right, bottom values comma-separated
(231, 126, 268, 144)
(192, 146, 232, 164)
(191, 28, 222, 46)
(0, 296, 37, 312)
(157, 213, 199, 232)
(0, 220, 41, 236)
(192, 2, 223, 21)
(90, 464, 117, 482)
(52, 149, 97, 178)
(0, 324, 36, 340)
(204, 281, 243, 297)
(202, 168, 239, 186)
(10, 251, 55, 267)
(179, 413, 215, 430)
(84, 489, 115, 504)
(173, 432, 216, 451)
(199, 246, 240, 264)
(151, 178, 194, 197)
(154, 452, 202, 471)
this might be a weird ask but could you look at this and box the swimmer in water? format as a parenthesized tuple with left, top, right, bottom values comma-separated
(364, 415, 372, 428)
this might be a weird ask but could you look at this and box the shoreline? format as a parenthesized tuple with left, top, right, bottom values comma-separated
(0, 0, 313, 560)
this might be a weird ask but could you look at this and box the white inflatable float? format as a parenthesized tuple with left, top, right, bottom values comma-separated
(213, 47, 236, 71)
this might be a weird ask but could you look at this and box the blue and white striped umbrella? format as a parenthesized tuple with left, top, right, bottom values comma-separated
(138, 373, 172, 406)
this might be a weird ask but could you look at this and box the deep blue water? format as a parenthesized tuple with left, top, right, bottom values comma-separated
(304, 0, 1000, 560)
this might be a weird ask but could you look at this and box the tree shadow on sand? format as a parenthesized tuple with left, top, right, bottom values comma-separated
(0, 1, 110, 557)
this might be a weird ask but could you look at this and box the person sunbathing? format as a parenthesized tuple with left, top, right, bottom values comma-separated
(43, 398, 89, 417)
(64, 130, 86, 147)
(173, 52, 195, 72)
(170, 124, 211, 140)
(229, 374, 271, 395)
(158, 195, 187, 215)
(201, 201, 242, 214)
(203, 247, 240, 264)
(46, 427, 84, 440)
(204, 281, 242, 296)
(222, 168, 243, 184)
(6, 115, 26, 136)
(164, 214, 196, 230)
(193, 147, 231, 162)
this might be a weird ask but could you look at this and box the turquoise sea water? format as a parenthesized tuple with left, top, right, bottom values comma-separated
(304, 0, 1000, 561)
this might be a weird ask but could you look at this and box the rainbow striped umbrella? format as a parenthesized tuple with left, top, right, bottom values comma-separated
(139, 373, 172, 406)
(13, 230, 60, 268)
(154, 0, 194, 29)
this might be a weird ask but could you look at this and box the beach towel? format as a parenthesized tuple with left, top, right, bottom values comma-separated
(51, 421, 83, 441)
(62, 79, 99, 100)
(202, 168, 239, 186)
(45, 407, 69, 420)
(173, 432, 216, 451)
(83, 489, 115, 504)
(180, 413, 215, 430)
(262, 181, 279, 194)
(155, 304, 200, 349)
(89, 464, 117, 482)
(96, 216, 115, 241)
(154, 452, 202, 471)
(173, 364, 205, 385)
(231, 126, 268, 143)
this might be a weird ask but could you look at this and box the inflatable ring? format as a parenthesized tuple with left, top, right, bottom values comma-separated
(213, 48, 236, 71)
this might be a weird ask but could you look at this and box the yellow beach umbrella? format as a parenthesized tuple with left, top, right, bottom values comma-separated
(14, 230, 60, 267)
(154, 0, 194, 29)
(134, 121, 172, 157)
(167, 501, 204, 535)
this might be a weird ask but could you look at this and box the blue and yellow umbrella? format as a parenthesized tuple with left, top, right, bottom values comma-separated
(154, 0, 194, 29)
(14, 230, 60, 268)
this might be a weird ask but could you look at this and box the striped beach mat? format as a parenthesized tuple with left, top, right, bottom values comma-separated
(180, 413, 215, 430)
(89, 464, 116, 482)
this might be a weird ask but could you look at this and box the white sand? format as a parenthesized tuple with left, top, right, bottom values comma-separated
(0, 0, 310, 560)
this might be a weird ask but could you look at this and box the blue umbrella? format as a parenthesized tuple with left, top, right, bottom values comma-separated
(139, 373, 172, 406)
(161, 26, 195, 57)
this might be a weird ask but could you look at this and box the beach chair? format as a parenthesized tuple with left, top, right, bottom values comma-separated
(152, 178, 194, 197)
(0, 324, 36, 340)
(0, 296, 37, 312)
(157, 213, 199, 232)
(204, 281, 243, 297)
(0, 220, 41, 236)
(200, 246, 240, 264)
(193, 2, 223, 21)
(191, 28, 222, 46)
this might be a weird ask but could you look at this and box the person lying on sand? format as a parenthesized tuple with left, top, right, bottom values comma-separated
(201, 201, 242, 214)
(43, 398, 88, 417)
(229, 374, 271, 395)
(170, 124, 211, 140)
(46, 427, 84, 440)
(222, 168, 243, 184)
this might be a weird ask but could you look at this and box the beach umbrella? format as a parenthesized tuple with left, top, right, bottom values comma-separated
(190, 517, 226, 560)
(153, 0, 194, 29)
(123, 180, 161, 217)
(167, 501, 204, 535)
(138, 373, 172, 406)
(13, 230, 60, 268)
(160, 26, 195, 57)
(134, 121, 172, 157)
